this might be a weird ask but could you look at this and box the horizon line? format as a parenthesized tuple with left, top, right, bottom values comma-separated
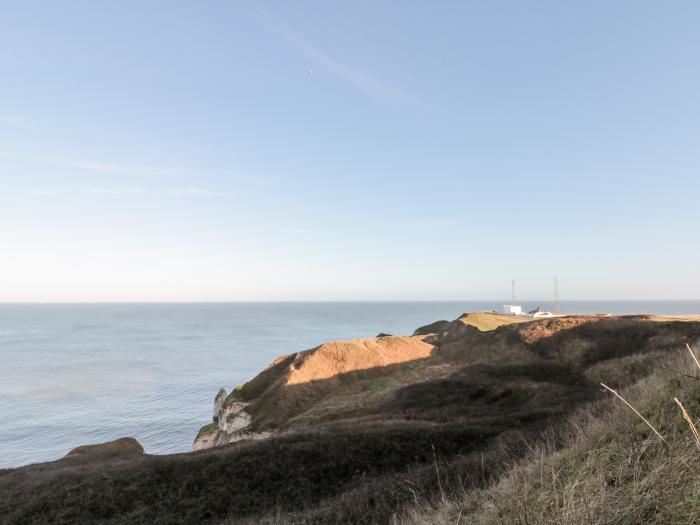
(1, 299, 700, 305)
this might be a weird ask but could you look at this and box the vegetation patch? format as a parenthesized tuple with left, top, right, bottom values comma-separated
(196, 423, 219, 440)
(403, 349, 700, 525)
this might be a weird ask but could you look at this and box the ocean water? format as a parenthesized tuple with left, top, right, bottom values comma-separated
(2, 300, 700, 469)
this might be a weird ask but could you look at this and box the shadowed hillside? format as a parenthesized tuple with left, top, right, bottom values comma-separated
(2, 313, 700, 524)
(403, 346, 700, 524)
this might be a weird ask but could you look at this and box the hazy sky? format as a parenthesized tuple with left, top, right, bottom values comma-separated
(2, 1, 699, 302)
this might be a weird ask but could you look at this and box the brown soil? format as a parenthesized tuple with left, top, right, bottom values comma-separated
(513, 315, 600, 343)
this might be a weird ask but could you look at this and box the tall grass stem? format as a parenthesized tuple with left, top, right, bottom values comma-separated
(600, 383, 668, 445)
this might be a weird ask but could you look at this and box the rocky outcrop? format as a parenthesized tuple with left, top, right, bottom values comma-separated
(66, 437, 144, 457)
(194, 391, 275, 451)
(425, 317, 483, 345)
(413, 320, 450, 336)
(192, 425, 219, 450)
(219, 401, 252, 432)
(213, 388, 226, 424)
(193, 397, 272, 450)
(193, 424, 271, 451)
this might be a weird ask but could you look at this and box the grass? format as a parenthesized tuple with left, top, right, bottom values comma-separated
(458, 312, 533, 332)
(403, 346, 700, 524)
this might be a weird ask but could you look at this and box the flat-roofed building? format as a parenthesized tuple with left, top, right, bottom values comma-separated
(502, 304, 522, 316)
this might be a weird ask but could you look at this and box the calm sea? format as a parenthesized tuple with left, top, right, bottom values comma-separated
(2, 300, 699, 468)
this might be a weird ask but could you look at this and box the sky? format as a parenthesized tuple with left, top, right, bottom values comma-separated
(1, 1, 700, 302)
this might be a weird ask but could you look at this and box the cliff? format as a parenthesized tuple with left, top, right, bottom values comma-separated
(194, 334, 435, 449)
(193, 312, 534, 450)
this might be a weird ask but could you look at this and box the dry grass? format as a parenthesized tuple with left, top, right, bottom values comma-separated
(599, 383, 668, 445)
(403, 346, 700, 525)
(458, 312, 533, 332)
(673, 397, 700, 450)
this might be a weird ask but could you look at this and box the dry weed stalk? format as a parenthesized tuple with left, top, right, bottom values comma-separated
(673, 344, 700, 449)
(686, 343, 700, 372)
(601, 345, 700, 449)
(673, 397, 700, 449)
(600, 383, 668, 445)
(431, 443, 446, 504)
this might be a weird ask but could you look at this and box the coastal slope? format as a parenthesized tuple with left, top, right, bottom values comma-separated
(2, 313, 700, 524)
(193, 312, 535, 450)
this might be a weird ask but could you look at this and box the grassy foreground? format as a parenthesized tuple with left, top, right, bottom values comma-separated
(404, 346, 700, 524)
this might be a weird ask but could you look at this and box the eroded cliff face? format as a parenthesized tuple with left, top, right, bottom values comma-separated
(193, 396, 273, 451)
(192, 334, 436, 450)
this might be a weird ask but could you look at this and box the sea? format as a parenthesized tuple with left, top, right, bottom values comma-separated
(2, 300, 700, 469)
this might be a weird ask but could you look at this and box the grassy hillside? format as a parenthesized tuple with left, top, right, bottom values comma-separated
(457, 311, 533, 331)
(204, 312, 534, 439)
(404, 349, 700, 524)
(2, 314, 700, 524)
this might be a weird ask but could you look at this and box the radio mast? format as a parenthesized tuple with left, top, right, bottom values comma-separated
(511, 280, 516, 305)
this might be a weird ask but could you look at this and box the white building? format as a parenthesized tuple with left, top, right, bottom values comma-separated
(502, 304, 523, 316)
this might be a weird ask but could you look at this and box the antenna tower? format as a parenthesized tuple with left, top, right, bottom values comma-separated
(554, 275, 560, 314)
(511, 280, 516, 305)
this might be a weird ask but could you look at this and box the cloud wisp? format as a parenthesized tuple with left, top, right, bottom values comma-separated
(0, 186, 143, 199)
(81, 187, 145, 196)
(254, 7, 430, 109)
(1, 151, 234, 200)
(168, 187, 234, 197)
(0, 186, 233, 199)
(62, 161, 179, 178)
(0, 187, 74, 198)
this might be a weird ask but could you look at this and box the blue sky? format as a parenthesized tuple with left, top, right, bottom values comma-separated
(1, 1, 699, 301)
